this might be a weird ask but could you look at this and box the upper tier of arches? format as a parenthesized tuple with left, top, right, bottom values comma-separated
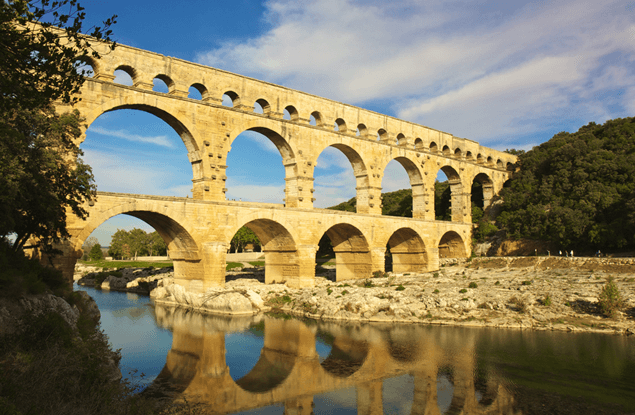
(78, 43, 516, 170)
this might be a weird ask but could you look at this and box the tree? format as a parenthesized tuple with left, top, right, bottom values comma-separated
(81, 235, 98, 260)
(231, 226, 260, 253)
(0, 1, 116, 253)
(88, 243, 103, 261)
(148, 231, 167, 256)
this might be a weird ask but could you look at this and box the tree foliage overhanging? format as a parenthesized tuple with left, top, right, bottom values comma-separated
(0, 0, 116, 253)
(498, 117, 635, 250)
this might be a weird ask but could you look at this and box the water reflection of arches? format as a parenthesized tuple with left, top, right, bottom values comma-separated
(149, 310, 516, 415)
(321, 337, 369, 378)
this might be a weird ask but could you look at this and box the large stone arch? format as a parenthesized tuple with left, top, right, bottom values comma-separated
(385, 228, 428, 274)
(320, 223, 371, 281)
(77, 97, 205, 196)
(472, 172, 495, 212)
(379, 156, 426, 219)
(71, 199, 201, 286)
(229, 120, 307, 207)
(230, 218, 298, 284)
(313, 143, 371, 213)
(438, 230, 467, 258)
(437, 165, 468, 223)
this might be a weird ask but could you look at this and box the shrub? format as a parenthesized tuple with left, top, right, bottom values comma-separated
(522, 280, 532, 286)
(433, 289, 440, 294)
(468, 282, 478, 289)
(543, 295, 552, 307)
(509, 296, 527, 313)
(598, 277, 624, 318)
(362, 279, 374, 288)
(495, 281, 500, 285)
(372, 270, 387, 278)
(459, 288, 467, 293)
(395, 285, 405, 291)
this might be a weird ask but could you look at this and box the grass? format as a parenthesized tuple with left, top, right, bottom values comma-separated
(79, 259, 173, 269)
(248, 261, 265, 267)
(226, 262, 243, 270)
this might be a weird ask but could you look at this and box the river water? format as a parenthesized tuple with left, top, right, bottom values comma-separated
(76, 284, 635, 414)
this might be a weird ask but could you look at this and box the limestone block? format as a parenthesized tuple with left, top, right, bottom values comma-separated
(201, 292, 253, 315)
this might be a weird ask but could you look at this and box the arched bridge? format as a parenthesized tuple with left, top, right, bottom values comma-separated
(55, 39, 516, 290)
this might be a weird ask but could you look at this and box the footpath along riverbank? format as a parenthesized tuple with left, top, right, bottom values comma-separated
(75, 256, 635, 335)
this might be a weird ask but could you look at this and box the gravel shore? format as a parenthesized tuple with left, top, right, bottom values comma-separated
(75, 256, 635, 335)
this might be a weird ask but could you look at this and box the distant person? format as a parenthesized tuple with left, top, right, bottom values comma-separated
(571, 250, 574, 257)
(559, 250, 562, 256)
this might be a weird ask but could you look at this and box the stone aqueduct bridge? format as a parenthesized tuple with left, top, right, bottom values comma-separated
(57, 40, 516, 289)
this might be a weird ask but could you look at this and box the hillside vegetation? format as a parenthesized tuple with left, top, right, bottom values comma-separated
(499, 117, 635, 250)
(327, 117, 635, 252)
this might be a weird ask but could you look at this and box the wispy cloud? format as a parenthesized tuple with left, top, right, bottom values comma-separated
(90, 126, 176, 148)
(197, 0, 635, 148)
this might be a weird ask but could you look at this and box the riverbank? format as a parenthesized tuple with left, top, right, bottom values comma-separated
(75, 256, 635, 335)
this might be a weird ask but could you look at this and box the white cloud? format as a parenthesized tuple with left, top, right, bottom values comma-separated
(197, 0, 635, 147)
(90, 126, 176, 148)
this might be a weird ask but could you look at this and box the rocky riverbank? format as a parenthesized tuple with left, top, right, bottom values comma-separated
(75, 256, 635, 335)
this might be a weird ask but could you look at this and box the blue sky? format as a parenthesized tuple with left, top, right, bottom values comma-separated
(75, 0, 635, 246)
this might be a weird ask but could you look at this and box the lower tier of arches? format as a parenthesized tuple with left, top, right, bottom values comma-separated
(55, 192, 472, 291)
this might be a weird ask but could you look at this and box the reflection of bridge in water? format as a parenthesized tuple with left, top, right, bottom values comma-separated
(150, 306, 517, 414)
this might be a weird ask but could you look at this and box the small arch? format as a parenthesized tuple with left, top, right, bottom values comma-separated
(356, 123, 367, 137)
(284, 105, 299, 121)
(454, 148, 462, 158)
(386, 228, 427, 274)
(153, 74, 174, 93)
(465, 151, 473, 160)
(188, 83, 207, 100)
(430, 142, 438, 153)
(254, 98, 271, 115)
(487, 156, 493, 166)
(222, 91, 240, 107)
(496, 159, 503, 168)
(477, 153, 484, 164)
(113, 65, 136, 86)
(506, 162, 514, 171)
(322, 223, 371, 281)
(442, 145, 451, 156)
(377, 128, 388, 142)
(74, 56, 96, 77)
(438, 231, 467, 258)
(396, 133, 406, 146)
(334, 118, 347, 133)
(234, 218, 297, 284)
(310, 111, 324, 127)
(414, 138, 423, 150)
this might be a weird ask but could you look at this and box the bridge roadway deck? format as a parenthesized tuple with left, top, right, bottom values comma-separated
(62, 192, 472, 290)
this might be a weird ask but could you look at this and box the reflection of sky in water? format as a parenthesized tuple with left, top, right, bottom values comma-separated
(75, 284, 172, 385)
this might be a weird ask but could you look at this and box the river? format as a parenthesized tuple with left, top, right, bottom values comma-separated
(76, 284, 635, 414)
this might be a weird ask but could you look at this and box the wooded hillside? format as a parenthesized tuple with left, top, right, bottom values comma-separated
(499, 117, 635, 250)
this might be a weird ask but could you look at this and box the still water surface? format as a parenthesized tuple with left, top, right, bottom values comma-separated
(77, 284, 635, 414)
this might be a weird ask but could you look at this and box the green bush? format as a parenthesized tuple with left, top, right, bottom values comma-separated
(598, 276, 624, 318)
(468, 282, 478, 289)
(433, 289, 440, 294)
(459, 288, 467, 293)
(543, 295, 552, 307)
(88, 244, 104, 261)
(395, 285, 405, 291)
